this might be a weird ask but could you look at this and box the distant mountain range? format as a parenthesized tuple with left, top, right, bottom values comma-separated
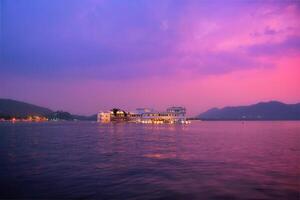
(0, 99, 52, 118)
(0, 99, 96, 121)
(198, 101, 300, 120)
(1, 98, 299, 121)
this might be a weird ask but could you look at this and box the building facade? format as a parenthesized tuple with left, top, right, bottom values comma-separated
(97, 106, 190, 124)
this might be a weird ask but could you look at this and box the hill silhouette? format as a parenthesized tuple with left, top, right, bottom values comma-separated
(0, 99, 96, 121)
(198, 101, 300, 120)
(0, 99, 52, 118)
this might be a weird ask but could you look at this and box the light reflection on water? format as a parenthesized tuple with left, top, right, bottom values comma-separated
(0, 121, 299, 199)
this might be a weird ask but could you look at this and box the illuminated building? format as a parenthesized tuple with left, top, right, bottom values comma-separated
(97, 106, 190, 124)
(97, 112, 111, 122)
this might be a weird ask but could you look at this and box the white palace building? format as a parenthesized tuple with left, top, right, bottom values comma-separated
(97, 106, 190, 124)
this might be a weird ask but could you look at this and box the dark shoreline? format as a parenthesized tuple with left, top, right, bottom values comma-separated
(189, 118, 300, 121)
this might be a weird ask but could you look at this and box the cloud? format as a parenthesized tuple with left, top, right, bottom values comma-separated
(264, 27, 278, 35)
(1, 0, 300, 81)
(247, 36, 300, 56)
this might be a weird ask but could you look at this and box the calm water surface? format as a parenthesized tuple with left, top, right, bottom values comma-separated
(0, 121, 299, 199)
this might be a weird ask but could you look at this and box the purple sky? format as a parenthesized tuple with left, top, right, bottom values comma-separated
(1, 0, 300, 116)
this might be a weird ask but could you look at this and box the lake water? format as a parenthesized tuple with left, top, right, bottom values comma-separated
(0, 121, 299, 199)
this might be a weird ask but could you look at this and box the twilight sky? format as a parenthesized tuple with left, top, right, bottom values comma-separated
(1, 0, 300, 116)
